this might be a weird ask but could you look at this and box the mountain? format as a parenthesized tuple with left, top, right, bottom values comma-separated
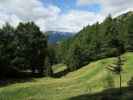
(46, 31, 74, 44)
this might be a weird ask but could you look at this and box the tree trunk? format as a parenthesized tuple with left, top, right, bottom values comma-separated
(120, 73, 122, 95)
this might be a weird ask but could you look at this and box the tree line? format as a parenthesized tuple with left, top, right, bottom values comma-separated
(0, 22, 56, 78)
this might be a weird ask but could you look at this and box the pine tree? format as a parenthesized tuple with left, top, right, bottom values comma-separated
(16, 22, 47, 74)
(0, 23, 17, 76)
(65, 43, 81, 71)
(107, 55, 125, 94)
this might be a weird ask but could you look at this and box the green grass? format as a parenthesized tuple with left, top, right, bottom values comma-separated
(0, 52, 133, 100)
(52, 64, 67, 74)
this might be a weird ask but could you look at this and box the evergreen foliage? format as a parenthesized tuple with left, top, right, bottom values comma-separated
(0, 22, 54, 77)
(107, 56, 125, 94)
(57, 12, 133, 71)
(0, 11, 133, 78)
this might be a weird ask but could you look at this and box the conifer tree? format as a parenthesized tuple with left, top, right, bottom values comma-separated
(107, 55, 125, 94)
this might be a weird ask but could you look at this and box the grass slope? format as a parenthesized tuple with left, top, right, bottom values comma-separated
(0, 52, 133, 100)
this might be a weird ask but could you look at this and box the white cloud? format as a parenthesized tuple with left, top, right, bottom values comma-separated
(54, 10, 103, 32)
(36, 10, 104, 32)
(77, 0, 133, 17)
(0, 12, 21, 27)
(0, 0, 103, 32)
(0, 0, 61, 20)
(0, 0, 61, 31)
(0, 0, 133, 33)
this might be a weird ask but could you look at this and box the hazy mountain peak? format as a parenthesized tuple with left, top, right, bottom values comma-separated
(46, 31, 74, 44)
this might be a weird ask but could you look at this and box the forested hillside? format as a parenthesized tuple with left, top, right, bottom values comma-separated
(57, 11, 133, 71)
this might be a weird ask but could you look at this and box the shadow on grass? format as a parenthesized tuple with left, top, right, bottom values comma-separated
(53, 69, 69, 78)
(69, 87, 133, 100)
(0, 71, 44, 87)
(0, 68, 69, 87)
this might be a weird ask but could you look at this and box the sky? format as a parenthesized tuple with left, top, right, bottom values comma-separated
(0, 0, 133, 33)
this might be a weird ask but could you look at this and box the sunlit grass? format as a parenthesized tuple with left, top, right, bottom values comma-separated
(0, 52, 133, 100)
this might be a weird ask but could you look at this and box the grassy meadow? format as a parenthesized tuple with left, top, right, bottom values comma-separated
(0, 52, 133, 100)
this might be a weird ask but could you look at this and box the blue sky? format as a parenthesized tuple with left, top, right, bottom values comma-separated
(0, 0, 133, 32)
(42, 0, 101, 13)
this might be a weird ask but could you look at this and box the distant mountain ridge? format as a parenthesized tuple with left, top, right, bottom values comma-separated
(47, 31, 74, 44)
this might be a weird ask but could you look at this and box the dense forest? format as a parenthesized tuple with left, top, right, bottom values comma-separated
(57, 11, 133, 71)
(0, 22, 57, 78)
(0, 11, 133, 78)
